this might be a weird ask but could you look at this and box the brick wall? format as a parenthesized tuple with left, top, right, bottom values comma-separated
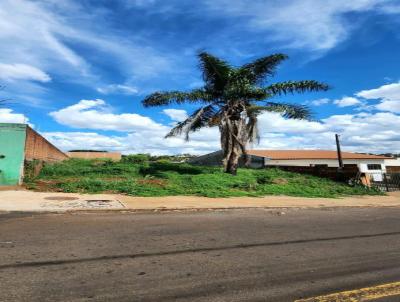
(67, 152, 122, 161)
(24, 126, 68, 162)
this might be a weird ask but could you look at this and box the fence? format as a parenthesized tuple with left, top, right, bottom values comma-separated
(371, 173, 400, 192)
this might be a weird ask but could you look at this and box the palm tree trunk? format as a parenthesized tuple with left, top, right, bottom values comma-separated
(225, 141, 242, 175)
(220, 101, 247, 175)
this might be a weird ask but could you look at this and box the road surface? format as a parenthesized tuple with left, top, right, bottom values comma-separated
(1, 207, 400, 301)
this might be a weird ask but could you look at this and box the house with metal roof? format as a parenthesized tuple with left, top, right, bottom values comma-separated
(246, 149, 390, 170)
(189, 149, 392, 178)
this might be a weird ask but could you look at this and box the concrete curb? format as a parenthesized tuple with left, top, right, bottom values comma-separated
(0, 190, 399, 213)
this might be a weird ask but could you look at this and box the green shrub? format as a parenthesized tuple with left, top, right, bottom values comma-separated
(29, 158, 384, 198)
(122, 154, 150, 164)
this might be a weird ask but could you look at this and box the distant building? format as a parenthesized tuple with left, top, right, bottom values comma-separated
(385, 158, 400, 173)
(67, 151, 122, 161)
(189, 149, 392, 180)
(188, 150, 264, 168)
(246, 149, 390, 170)
(0, 123, 68, 185)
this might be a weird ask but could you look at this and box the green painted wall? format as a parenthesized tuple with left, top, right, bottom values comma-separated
(0, 123, 27, 185)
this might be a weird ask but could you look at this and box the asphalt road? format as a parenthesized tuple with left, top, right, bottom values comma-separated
(1, 207, 400, 301)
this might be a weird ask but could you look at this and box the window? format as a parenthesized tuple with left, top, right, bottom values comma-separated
(367, 164, 382, 170)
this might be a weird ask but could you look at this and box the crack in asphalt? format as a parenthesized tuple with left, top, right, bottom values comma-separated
(1, 230, 400, 270)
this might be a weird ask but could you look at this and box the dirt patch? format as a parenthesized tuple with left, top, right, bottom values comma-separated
(101, 177, 128, 182)
(32, 180, 63, 192)
(272, 178, 289, 185)
(137, 179, 167, 187)
(0, 185, 25, 191)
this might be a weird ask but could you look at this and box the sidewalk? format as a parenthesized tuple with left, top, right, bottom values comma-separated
(0, 190, 399, 212)
(0, 190, 125, 212)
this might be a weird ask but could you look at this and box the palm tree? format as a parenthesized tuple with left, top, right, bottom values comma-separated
(142, 52, 329, 175)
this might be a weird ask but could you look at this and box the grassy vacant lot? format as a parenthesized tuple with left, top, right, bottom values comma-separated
(24, 158, 381, 198)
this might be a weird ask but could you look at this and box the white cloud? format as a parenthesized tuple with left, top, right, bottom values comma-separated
(375, 101, 400, 113)
(380, 3, 400, 13)
(123, 128, 220, 155)
(49, 99, 166, 132)
(42, 128, 220, 155)
(206, 0, 399, 52)
(333, 96, 362, 107)
(356, 82, 400, 113)
(43, 132, 124, 151)
(357, 82, 400, 100)
(96, 84, 138, 95)
(258, 112, 326, 134)
(125, 0, 158, 8)
(46, 99, 219, 155)
(45, 99, 400, 154)
(0, 63, 51, 82)
(326, 112, 400, 151)
(0, 0, 172, 105)
(163, 109, 188, 122)
(0, 0, 88, 76)
(0, 108, 29, 124)
(254, 111, 400, 153)
(44, 109, 400, 154)
(309, 98, 330, 106)
(303, 82, 400, 113)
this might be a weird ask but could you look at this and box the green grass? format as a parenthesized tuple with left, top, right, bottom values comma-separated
(24, 158, 382, 198)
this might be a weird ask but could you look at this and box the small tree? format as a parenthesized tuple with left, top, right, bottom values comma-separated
(142, 52, 329, 175)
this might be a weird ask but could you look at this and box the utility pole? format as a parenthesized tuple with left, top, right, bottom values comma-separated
(335, 134, 344, 170)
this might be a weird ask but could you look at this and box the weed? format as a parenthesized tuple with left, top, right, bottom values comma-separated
(28, 159, 383, 198)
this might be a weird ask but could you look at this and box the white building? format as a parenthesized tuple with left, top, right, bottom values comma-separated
(246, 150, 390, 173)
(190, 149, 391, 174)
(384, 158, 400, 173)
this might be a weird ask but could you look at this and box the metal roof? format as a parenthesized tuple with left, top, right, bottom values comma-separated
(246, 150, 391, 160)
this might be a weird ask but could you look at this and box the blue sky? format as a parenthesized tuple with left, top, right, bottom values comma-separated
(1, 0, 400, 154)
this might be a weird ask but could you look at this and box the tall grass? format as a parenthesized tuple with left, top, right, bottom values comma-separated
(26, 159, 382, 198)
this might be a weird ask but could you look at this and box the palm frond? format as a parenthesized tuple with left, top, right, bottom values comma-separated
(166, 104, 218, 141)
(198, 52, 232, 95)
(247, 88, 271, 101)
(246, 105, 272, 116)
(224, 86, 269, 103)
(142, 89, 213, 107)
(265, 102, 312, 120)
(240, 54, 288, 84)
(266, 80, 329, 96)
